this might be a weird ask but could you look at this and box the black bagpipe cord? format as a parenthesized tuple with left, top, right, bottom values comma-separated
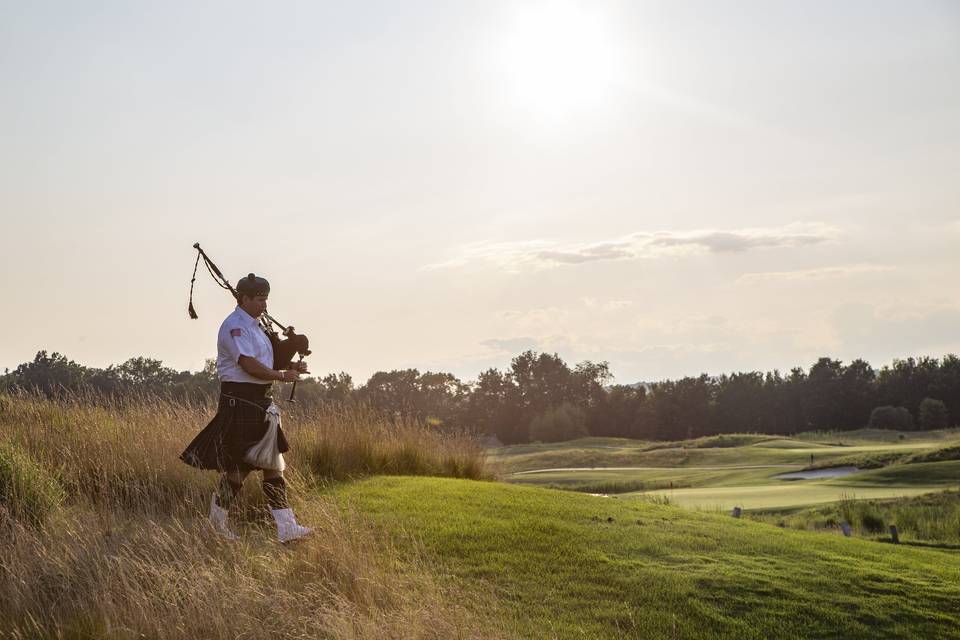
(188, 247, 236, 320)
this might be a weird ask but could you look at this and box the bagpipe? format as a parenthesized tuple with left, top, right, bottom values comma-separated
(188, 243, 311, 401)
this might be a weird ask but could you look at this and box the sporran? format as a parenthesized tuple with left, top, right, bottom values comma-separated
(243, 402, 286, 471)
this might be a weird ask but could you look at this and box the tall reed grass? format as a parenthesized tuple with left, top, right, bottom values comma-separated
(0, 390, 501, 639)
(748, 490, 960, 546)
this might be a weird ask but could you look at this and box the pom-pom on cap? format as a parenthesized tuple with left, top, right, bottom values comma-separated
(236, 272, 270, 297)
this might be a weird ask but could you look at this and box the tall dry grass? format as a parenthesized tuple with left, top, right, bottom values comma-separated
(0, 390, 503, 639)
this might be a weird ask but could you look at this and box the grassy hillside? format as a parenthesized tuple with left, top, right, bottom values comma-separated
(4, 393, 959, 639)
(335, 476, 960, 639)
(0, 392, 496, 639)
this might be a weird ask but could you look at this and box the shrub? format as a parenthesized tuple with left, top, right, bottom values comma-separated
(918, 397, 949, 430)
(868, 405, 914, 430)
(529, 404, 588, 443)
(0, 442, 65, 527)
(860, 512, 885, 534)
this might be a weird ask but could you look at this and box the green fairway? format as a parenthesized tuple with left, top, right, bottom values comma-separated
(498, 433, 960, 511)
(490, 436, 946, 476)
(638, 483, 947, 511)
(509, 465, 788, 492)
(334, 476, 960, 639)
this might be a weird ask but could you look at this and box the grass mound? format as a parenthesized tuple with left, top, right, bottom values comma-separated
(335, 476, 960, 639)
(648, 433, 773, 450)
(0, 442, 65, 527)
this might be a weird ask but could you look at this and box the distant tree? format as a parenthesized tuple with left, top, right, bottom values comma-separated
(868, 405, 914, 430)
(649, 375, 712, 440)
(415, 371, 468, 427)
(569, 360, 612, 409)
(9, 351, 89, 396)
(115, 357, 178, 389)
(588, 384, 646, 438)
(464, 368, 523, 442)
(360, 369, 421, 416)
(838, 359, 877, 429)
(762, 368, 807, 435)
(357, 369, 466, 427)
(928, 355, 960, 428)
(713, 372, 766, 434)
(319, 372, 355, 404)
(510, 351, 571, 418)
(803, 358, 844, 431)
(876, 357, 940, 418)
(529, 403, 588, 443)
(918, 397, 949, 430)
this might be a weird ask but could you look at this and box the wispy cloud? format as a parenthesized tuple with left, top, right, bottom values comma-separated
(422, 223, 837, 272)
(645, 228, 828, 253)
(736, 263, 894, 285)
(480, 337, 542, 353)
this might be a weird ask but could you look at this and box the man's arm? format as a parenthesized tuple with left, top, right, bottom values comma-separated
(238, 356, 304, 382)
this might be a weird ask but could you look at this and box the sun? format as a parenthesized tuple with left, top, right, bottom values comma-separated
(491, 2, 629, 125)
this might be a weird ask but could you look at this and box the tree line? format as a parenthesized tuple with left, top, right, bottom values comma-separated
(3, 350, 959, 442)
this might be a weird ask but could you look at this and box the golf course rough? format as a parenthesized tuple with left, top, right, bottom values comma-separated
(334, 476, 960, 640)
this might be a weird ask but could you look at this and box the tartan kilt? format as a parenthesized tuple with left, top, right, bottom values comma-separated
(180, 383, 290, 472)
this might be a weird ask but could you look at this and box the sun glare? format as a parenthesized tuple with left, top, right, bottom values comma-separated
(492, 3, 629, 125)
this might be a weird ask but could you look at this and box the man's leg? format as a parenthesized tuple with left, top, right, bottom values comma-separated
(216, 470, 248, 509)
(209, 470, 248, 539)
(263, 470, 312, 542)
(261, 469, 288, 510)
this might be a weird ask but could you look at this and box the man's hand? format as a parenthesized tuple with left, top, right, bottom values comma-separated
(289, 360, 309, 375)
(279, 369, 301, 382)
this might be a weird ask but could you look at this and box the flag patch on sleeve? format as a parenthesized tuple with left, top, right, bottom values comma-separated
(230, 328, 242, 337)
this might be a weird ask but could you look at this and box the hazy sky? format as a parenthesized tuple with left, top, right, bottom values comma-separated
(2, 1, 959, 384)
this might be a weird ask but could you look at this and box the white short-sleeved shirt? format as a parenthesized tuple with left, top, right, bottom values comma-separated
(216, 306, 275, 383)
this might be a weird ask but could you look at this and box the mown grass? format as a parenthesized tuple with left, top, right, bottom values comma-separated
(748, 490, 960, 546)
(511, 466, 781, 493)
(334, 476, 960, 639)
(489, 433, 954, 477)
(0, 390, 497, 639)
(488, 434, 790, 476)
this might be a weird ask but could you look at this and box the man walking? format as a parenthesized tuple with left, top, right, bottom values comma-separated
(181, 273, 312, 542)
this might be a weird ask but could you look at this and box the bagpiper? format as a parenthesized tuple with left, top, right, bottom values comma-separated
(181, 272, 312, 542)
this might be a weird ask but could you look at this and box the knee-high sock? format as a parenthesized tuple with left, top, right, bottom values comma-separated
(262, 477, 288, 510)
(215, 475, 243, 509)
